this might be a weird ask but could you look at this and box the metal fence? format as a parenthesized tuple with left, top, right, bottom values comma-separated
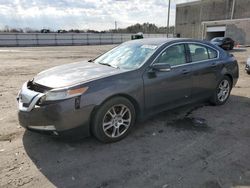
(0, 33, 170, 47)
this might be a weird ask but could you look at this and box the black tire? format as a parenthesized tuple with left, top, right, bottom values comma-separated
(247, 71, 250, 75)
(91, 97, 136, 143)
(210, 76, 232, 105)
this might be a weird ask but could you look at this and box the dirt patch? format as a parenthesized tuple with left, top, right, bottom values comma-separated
(0, 131, 22, 142)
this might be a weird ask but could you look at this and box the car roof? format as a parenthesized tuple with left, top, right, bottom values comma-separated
(125, 38, 177, 46)
(125, 38, 211, 46)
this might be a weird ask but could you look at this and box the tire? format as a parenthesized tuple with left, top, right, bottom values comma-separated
(91, 97, 136, 143)
(247, 71, 250, 75)
(210, 76, 232, 105)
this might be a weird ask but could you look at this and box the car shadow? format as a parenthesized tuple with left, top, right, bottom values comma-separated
(23, 95, 250, 188)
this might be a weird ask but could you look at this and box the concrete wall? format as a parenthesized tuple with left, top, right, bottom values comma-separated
(176, 2, 201, 38)
(0, 33, 169, 47)
(233, 0, 250, 19)
(202, 19, 250, 44)
(176, 0, 235, 38)
(176, 0, 250, 44)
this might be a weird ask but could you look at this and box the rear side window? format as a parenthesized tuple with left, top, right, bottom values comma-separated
(188, 44, 218, 62)
(188, 44, 209, 62)
(207, 47, 217, 59)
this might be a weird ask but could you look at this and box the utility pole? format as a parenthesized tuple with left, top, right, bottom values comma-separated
(231, 0, 236, 19)
(167, 0, 171, 37)
(199, 0, 203, 39)
(115, 21, 117, 32)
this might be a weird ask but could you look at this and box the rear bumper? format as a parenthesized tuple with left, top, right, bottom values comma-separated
(18, 98, 94, 137)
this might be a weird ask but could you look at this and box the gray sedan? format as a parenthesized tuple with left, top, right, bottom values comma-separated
(17, 38, 239, 142)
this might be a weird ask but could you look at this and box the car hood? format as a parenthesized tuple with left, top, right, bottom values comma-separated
(33, 61, 125, 88)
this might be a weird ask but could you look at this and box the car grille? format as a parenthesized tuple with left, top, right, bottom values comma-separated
(27, 81, 51, 93)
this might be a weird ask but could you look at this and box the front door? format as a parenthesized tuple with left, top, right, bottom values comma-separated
(143, 43, 193, 114)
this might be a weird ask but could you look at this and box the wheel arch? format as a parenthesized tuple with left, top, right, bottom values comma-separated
(224, 73, 233, 85)
(89, 93, 141, 135)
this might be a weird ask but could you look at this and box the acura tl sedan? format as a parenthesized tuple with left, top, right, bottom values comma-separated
(17, 38, 239, 143)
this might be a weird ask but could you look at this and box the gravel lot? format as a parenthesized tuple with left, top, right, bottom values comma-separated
(0, 45, 250, 188)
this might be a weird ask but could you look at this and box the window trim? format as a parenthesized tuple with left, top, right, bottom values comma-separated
(151, 41, 220, 68)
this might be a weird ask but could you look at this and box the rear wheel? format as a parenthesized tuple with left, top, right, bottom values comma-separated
(92, 97, 136, 143)
(210, 76, 232, 105)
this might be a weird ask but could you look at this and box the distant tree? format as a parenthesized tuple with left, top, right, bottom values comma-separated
(24, 27, 39, 33)
(4, 25, 10, 32)
(9, 28, 19, 33)
(0, 23, 175, 34)
(18, 28, 24, 33)
(86, 29, 100, 33)
(68, 29, 83, 33)
(109, 23, 175, 34)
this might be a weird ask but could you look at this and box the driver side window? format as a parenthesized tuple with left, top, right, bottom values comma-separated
(156, 44, 186, 67)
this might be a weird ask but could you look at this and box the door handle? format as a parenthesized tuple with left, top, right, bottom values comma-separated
(211, 62, 218, 67)
(182, 69, 190, 75)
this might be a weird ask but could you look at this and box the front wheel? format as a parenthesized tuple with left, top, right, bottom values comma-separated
(91, 97, 136, 143)
(210, 76, 232, 105)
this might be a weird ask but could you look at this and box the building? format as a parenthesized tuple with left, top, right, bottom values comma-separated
(175, 0, 250, 45)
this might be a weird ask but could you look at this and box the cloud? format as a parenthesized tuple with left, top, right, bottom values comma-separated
(0, 0, 196, 31)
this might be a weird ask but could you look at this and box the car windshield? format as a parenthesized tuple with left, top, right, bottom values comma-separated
(211, 37, 223, 42)
(94, 43, 158, 70)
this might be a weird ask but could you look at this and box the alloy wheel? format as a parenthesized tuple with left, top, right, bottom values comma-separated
(217, 79, 230, 102)
(102, 104, 131, 138)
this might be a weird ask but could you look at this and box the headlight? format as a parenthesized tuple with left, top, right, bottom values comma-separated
(42, 87, 88, 101)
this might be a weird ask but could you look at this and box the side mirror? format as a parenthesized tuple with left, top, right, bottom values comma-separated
(150, 63, 171, 72)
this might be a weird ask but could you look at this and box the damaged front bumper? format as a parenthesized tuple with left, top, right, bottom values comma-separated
(17, 82, 93, 137)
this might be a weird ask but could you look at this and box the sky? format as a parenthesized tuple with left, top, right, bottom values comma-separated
(0, 0, 196, 31)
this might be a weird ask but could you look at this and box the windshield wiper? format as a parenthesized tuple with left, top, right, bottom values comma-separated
(99, 63, 119, 69)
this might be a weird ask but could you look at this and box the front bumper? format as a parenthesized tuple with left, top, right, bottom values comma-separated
(17, 82, 93, 137)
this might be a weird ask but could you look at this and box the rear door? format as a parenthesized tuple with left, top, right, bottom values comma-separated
(143, 43, 193, 114)
(187, 43, 220, 99)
